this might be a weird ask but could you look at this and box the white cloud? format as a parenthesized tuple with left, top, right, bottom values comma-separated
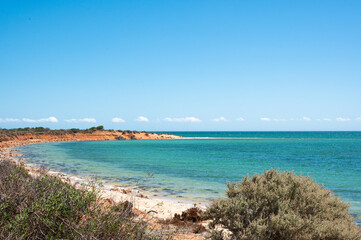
(212, 117, 228, 122)
(260, 117, 336, 122)
(236, 117, 245, 121)
(273, 118, 287, 122)
(336, 117, 350, 122)
(260, 118, 288, 122)
(22, 118, 37, 123)
(164, 117, 201, 123)
(260, 117, 271, 121)
(136, 116, 149, 122)
(0, 118, 21, 123)
(112, 117, 125, 123)
(302, 117, 311, 121)
(64, 118, 96, 123)
(22, 117, 58, 123)
(46, 117, 58, 123)
(356, 117, 361, 121)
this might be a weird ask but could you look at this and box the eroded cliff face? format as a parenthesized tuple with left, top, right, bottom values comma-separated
(0, 130, 181, 148)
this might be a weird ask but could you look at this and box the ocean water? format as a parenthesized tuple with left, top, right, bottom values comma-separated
(17, 131, 361, 221)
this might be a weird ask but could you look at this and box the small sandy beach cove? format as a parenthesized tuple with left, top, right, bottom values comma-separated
(0, 130, 209, 239)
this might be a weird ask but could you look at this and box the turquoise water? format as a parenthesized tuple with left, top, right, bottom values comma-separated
(17, 131, 361, 221)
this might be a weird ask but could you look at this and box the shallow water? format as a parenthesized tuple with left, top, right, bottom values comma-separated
(17, 131, 361, 221)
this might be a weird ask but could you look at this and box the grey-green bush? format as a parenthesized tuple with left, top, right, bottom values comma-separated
(205, 169, 360, 240)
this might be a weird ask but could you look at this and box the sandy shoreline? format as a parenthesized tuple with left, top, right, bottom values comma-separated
(0, 131, 207, 220)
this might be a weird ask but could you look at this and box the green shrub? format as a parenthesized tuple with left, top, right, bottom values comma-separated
(70, 128, 80, 133)
(34, 127, 46, 132)
(96, 125, 104, 131)
(205, 169, 361, 240)
(0, 161, 164, 239)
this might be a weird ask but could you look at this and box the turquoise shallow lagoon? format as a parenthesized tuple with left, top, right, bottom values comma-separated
(17, 131, 361, 222)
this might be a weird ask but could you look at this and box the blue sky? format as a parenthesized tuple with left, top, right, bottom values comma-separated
(1, 0, 361, 131)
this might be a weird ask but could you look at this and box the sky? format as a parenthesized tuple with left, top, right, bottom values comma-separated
(1, 0, 361, 131)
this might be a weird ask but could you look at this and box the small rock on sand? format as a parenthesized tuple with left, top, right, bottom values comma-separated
(122, 188, 132, 194)
(137, 193, 149, 198)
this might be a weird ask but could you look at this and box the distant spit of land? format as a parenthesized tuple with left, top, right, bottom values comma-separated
(0, 126, 181, 147)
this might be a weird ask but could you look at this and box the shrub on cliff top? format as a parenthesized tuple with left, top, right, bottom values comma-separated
(70, 128, 80, 133)
(96, 125, 104, 131)
(205, 169, 360, 240)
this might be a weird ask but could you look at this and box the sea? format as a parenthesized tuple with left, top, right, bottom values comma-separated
(16, 131, 361, 222)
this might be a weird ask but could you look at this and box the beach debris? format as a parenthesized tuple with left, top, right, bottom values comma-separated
(159, 207, 206, 226)
(175, 207, 205, 223)
(110, 187, 120, 191)
(121, 188, 132, 194)
(147, 210, 158, 214)
(137, 193, 148, 198)
(158, 207, 208, 237)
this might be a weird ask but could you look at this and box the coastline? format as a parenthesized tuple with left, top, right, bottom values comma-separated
(1, 130, 360, 238)
(0, 131, 205, 220)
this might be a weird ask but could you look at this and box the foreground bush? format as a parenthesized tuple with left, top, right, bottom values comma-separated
(0, 161, 163, 240)
(205, 169, 360, 240)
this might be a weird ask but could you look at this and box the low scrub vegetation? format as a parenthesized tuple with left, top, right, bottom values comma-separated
(0, 161, 164, 239)
(205, 169, 361, 240)
(0, 126, 106, 135)
(0, 127, 158, 142)
(158, 207, 207, 235)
